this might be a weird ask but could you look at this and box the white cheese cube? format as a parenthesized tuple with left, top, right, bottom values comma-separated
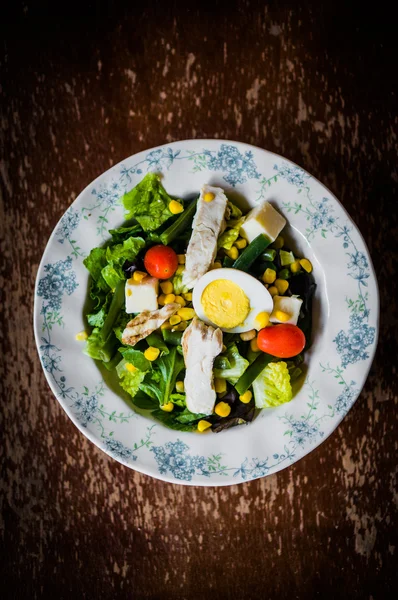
(270, 295, 303, 326)
(125, 277, 159, 313)
(240, 201, 286, 244)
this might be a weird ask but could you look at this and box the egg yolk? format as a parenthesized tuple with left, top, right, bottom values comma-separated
(201, 279, 250, 329)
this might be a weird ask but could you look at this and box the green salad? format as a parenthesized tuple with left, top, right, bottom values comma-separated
(81, 173, 316, 433)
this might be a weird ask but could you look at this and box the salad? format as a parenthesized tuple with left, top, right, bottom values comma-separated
(80, 174, 316, 433)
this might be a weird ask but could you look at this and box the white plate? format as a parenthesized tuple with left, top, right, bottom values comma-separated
(34, 140, 379, 486)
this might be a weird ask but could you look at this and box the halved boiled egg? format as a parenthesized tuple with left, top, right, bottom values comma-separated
(192, 268, 273, 333)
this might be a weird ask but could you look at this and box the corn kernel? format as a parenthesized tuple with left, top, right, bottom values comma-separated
(290, 260, 301, 274)
(212, 261, 222, 269)
(176, 265, 185, 275)
(161, 402, 174, 412)
(240, 329, 256, 341)
(214, 378, 227, 394)
(177, 254, 186, 264)
(126, 289, 132, 297)
(75, 330, 88, 341)
(160, 281, 173, 295)
(262, 268, 276, 284)
(133, 270, 147, 282)
(178, 307, 196, 321)
(225, 246, 239, 260)
(169, 315, 182, 326)
(169, 200, 184, 214)
(182, 292, 193, 301)
(203, 192, 215, 202)
(164, 293, 176, 304)
(239, 390, 253, 404)
(173, 321, 188, 332)
(174, 295, 186, 306)
(176, 380, 185, 393)
(274, 310, 290, 322)
(272, 235, 284, 249)
(197, 419, 212, 432)
(250, 337, 260, 352)
(268, 286, 278, 297)
(217, 390, 227, 399)
(144, 347, 161, 361)
(161, 322, 172, 330)
(255, 311, 270, 330)
(215, 402, 231, 418)
(158, 294, 166, 306)
(300, 258, 313, 273)
(234, 237, 247, 250)
(274, 279, 289, 295)
(125, 362, 137, 373)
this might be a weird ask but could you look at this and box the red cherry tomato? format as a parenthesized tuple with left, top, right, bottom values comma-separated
(257, 324, 306, 358)
(144, 245, 179, 280)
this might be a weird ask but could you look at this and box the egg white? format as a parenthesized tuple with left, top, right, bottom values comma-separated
(192, 268, 273, 333)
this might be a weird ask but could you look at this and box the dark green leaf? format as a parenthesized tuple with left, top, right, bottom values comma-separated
(83, 247, 107, 282)
(145, 332, 169, 355)
(131, 392, 159, 410)
(151, 409, 197, 431)
(175, 408, 207, 424)
(169, 393, 186, 407)
(140, 347, 184, 406)
(109, 223, 143, 243)
(119, 347, 152, 372)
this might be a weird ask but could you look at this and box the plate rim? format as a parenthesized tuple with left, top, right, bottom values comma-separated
(33, 138, 380, 486)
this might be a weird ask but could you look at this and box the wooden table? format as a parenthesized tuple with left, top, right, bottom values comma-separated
(1, 2, 397, 598)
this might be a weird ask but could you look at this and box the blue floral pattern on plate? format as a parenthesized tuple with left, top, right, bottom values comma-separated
(82, 144, 261, 238)
(37, 257, 78, 312)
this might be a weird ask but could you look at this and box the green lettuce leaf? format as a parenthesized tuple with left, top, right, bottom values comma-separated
(217, 217, 245, 250)
(130, 391, 159, 410)
(214, 355, 231, 370)
(89, 280, 107, 311)
(84, 234, 144, 300)
(122, 173, 177, 232)
(84, 234, 144, 309)
(169, 393, 186, 407)
(109, 223, 143, 243)
(101, 264, 125, 289)
(113, 311, 131, 342)
(213, 343, 249, 384)
(150, 409, 197, 431)
(140, 346, 184, 406)
(84, 328, 118, 363)
(105, 236, 145, 265)
(87, 291, 112, 328)
(119, 347, 152, 372)
(252, 361, 293, 408)
(117, 359, 147, 398)
(175, 408, 207, 424)
(84, 281, 125, 364)
(83, 248, 109, 291)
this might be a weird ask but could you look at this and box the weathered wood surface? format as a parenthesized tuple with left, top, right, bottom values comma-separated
(1, 2, 397, 599)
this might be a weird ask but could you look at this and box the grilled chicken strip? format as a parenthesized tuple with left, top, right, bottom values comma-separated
(122, 303, 179, 346)
(182, 317, 223, 415)
(181, 184, 228, 290)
